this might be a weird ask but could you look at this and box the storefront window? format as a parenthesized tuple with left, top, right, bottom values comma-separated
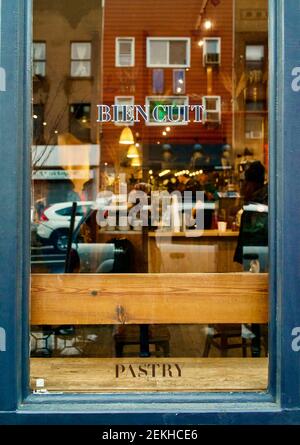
(30, 0, 269, 393)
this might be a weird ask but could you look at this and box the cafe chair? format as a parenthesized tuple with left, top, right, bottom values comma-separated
(202, 324, 249, 357)
(203, 203, 269, 358)
(113, 325, 170, 357)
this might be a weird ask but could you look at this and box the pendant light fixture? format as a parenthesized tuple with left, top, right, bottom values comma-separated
(127, 144, 139, 158)
(119, 126, 134, 145)
(131, 157, 141, 167)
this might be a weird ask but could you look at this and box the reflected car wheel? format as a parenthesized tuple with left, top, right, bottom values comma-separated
(51, 229, 69, 252)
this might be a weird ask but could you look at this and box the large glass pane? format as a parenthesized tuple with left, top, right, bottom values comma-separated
(31, 0, 269, 393)
(149, 40, 168, 66)
(169, 40, 187, 65)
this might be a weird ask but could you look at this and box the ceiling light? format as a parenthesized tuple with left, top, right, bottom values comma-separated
(119, 127, 134, 144)
(204, 20, 212, 30)
(131, 157, 141, 167)
(127, 144, 139, 159)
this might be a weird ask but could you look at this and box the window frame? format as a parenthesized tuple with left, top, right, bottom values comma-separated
(70, 41, 92, 78)
(146, 37, 191, 68)
(202, 95, 221, 124)
(203, 37, 221, 67)
(115, 37, 135, 67)
(173, 69, 186, 95)
(1, 0, 300, 425)
(69, 103, 91, 142)
(32, 41, 46, 77)
(145, 95, 189, 126)
(114, 95, 135, 126)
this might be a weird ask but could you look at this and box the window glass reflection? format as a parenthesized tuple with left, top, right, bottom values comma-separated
(30, 0, 269, 389)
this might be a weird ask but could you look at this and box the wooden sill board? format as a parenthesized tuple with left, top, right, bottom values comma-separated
(30, 357, 268, 393)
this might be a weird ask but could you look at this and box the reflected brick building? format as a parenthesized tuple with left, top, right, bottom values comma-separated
(101, 0, 234, 173)
(32, 0, 102, 204)
(234, 0, 268, 169)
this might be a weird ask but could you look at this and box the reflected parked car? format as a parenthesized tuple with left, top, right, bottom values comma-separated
(31, 207, 134, 274)
(36, 201, 94, 251)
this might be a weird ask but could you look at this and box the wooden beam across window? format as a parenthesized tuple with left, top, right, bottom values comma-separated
(31, 273, 268, 325)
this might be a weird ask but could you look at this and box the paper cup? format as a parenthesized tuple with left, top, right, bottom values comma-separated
(217, 221, 227, 232)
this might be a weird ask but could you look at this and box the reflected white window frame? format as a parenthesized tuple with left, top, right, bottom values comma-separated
(114, 96, 135, 126)
(33, 41, 46, 77)
(203, 37, 221, 66)
(70, 41, 92, 78)
(115, 37, 135, 67)
(202, 95, 221, 124)
(145, 95, 189, 126)
(147, 37, 191, 68)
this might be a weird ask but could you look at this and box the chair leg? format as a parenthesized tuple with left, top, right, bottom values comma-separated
(203, 336, 211, 357)
(115, 343, 123, 358)
(161, 341, 170, 357)
(251, 324, 261, 357)
(242, 338, 248, 357)
(220, 333, 228, 357)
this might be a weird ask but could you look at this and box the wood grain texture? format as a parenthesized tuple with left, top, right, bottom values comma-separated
(30, 357, 268, 392)
(31, 273, 268, 325)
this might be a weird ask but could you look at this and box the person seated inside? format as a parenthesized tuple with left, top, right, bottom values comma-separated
(234, 161, 268, 355)
(234, 161, 268, 264)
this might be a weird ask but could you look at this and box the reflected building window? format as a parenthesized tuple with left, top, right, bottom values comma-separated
(70, 104, 91, 142)
(203, 38, 221, 66)
(203, 96, 221, 124)
(33, 104, 45, 144)
(115, 38, 135, 67)
(114, 96, 135, 125)
(152, 69, 164, 94)
(147, 38, 190, 68)
(71, 42, 92, 77)
(173, 69, 185, 94)
(33, 42, 46, 77)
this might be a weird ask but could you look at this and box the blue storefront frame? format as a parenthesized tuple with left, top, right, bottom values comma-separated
(0, 0, 300, 424)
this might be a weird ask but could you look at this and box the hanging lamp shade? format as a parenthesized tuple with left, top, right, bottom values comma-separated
(131, 157, 141, 167)
(119, 126, 134, 145)
(127, 144, 139, 158)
